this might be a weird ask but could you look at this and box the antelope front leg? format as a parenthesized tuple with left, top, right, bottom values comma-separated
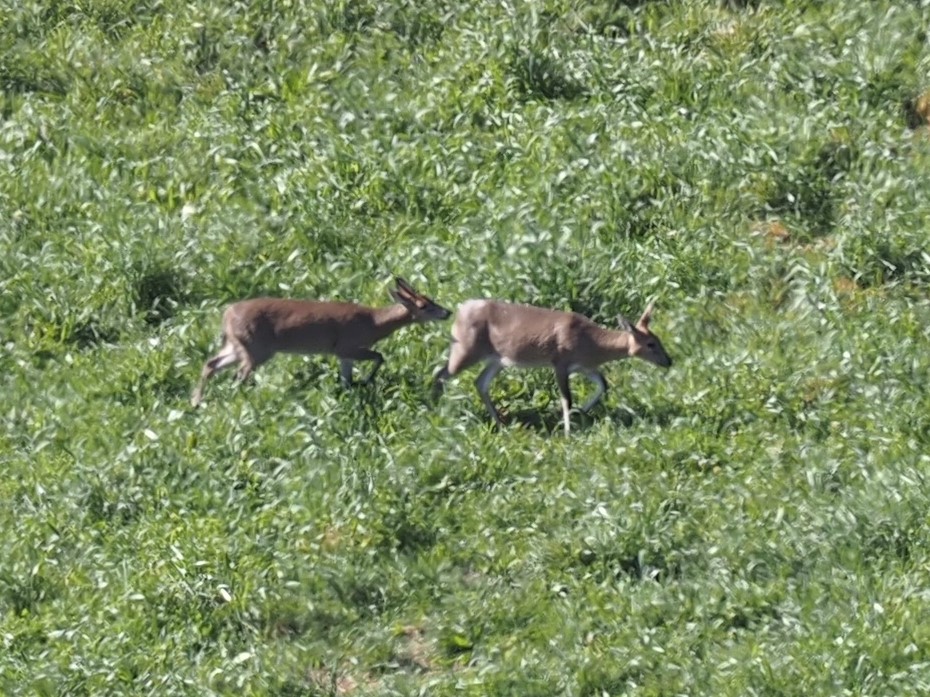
(340, 349, 384, 386)
(339, 359, 355, 388)
(191, 347, 239, 406)
(555, 365, 574, 436)
(475, 361, 504, 427)
(432, 365, 451, 400)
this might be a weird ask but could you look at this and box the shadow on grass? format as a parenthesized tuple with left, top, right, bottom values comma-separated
(502, 407, 567, 435)
(499, 399, 682, 435)
(607, 400, 683, 429)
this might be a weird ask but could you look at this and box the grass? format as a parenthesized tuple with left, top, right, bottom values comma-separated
(2, 0, 930, 694)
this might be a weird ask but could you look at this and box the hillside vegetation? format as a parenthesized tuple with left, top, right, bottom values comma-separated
(2, 0, 930, 694)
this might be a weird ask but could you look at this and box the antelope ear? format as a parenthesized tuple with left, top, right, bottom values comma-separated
(637, 302, 655, 329)
(394, 277, 416, 297)
(617, 315, 634, 332)
(388, 289, 406, 305)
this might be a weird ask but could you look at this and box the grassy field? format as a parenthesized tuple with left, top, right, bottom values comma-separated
(3, 0, 930, 694)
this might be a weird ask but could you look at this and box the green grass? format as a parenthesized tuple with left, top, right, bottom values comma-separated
(3, 0, 930, 694)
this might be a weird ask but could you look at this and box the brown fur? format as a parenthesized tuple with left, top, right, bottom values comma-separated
(192, 277, 450, 405)
(433, 300, 671, 435)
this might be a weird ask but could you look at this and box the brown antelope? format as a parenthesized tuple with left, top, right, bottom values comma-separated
(432, 300, 671, 435)
(191, 277, 450, 406)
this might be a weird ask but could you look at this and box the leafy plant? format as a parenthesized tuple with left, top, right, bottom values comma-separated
(2, 0, 930, 694)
